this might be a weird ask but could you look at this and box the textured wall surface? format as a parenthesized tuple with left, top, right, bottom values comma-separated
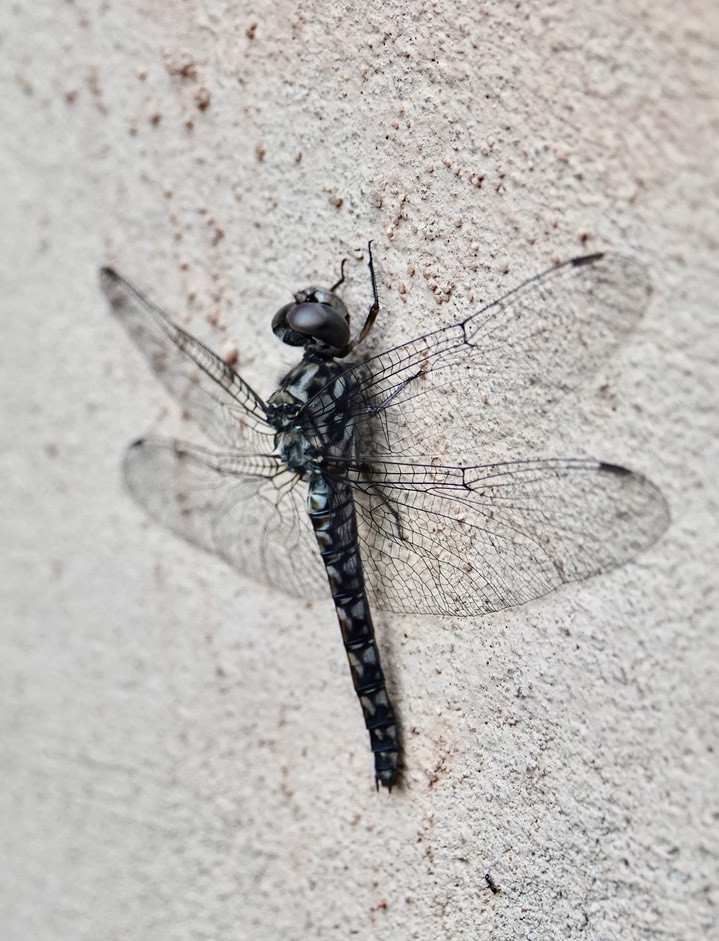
(1, 2, 717, 939)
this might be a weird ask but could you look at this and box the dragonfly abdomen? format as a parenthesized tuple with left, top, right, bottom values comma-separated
(307, 473, 399, 789)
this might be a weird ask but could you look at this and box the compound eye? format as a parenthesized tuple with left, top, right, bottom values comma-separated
(271, 302, 295, 333)
(288, 302, 350, 349)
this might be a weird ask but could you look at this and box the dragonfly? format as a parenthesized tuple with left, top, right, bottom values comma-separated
(100, 246, 669, 790)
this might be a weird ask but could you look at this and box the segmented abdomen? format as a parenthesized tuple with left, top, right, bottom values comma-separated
(307, 472, 399, 788)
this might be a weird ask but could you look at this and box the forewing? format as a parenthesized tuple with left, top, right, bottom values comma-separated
(310, 253, 652, 458)
(342, 457, 669, 616)
(123, 437, 328, 599)
(101, 268, 275, 453)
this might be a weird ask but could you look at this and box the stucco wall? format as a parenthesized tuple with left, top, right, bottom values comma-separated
(1, 2, 717, 939)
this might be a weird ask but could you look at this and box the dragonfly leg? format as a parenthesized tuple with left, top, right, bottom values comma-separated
(359, 475, 405, 541)
(345, 241, 381, 352)
(367, 367, 426, 415)
(330, 257, 347, 293)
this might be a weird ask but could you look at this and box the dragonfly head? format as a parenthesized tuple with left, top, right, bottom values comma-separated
(272, 286, 351, 355)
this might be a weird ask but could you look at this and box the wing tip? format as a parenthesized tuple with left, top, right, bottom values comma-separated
(599, 461, 671, 543)
(570, 251, 653, 297)
(99, 266, 119, 287)
(571, 252, 606, 267)
(598, 460, 632, 476)
(99, 266, 128, 307)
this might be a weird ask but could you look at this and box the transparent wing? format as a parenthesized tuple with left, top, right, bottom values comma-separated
(123, 437, 327, 599)
(339, 456, 669, 616)
(306, 253, 653, 458)
(101, 268, 276, 453)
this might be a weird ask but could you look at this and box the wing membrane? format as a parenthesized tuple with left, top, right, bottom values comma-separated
(123, 437, 327, 599)
(101, 268, 275, 453)
(340, 456, 669, 616)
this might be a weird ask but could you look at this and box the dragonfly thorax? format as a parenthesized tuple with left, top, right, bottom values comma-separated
(267, 387, 322, 475)
(267, 353, 359, 475)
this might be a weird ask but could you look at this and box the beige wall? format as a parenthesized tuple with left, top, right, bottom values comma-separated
(2, 2, 717, 938)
